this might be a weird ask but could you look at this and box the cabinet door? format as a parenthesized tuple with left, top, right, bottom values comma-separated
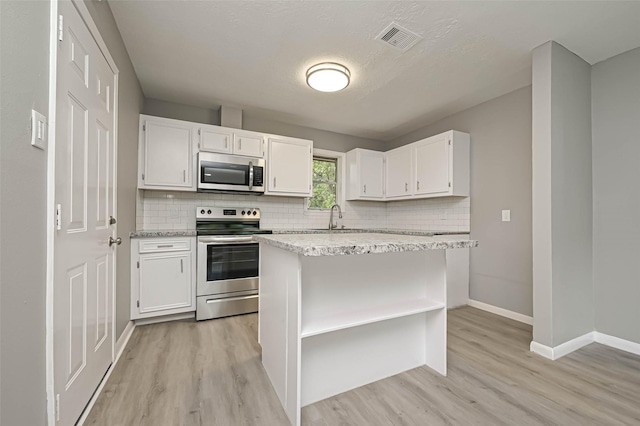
(385, 146, 412, 198)
(359, 150, 384, 198)
(267, 137, 312, 196)
(138, 252, 192, 314)
(142, 119, 193, 188)
(414, 134, 450, 195)
(233, 131, 264, 157)
(199, 127, 232, 153)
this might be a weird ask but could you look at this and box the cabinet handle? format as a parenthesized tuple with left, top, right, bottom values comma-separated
(180, 258, 183, 273)
(274, 177, 277, 188)
(364, 184, 366, 194)
(238, 138, 242, 150)
(157, 244, 173, 248)
(225, 137, 228, 148)
(183, 170, 186, 182)
(405, 183, 408, 192)
(417, 181, 420, 191)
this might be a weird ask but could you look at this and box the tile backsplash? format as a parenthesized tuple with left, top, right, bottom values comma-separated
(137, 191, 470, 232)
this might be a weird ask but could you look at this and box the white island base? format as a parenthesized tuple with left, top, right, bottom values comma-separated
(258, 244, 447, 426)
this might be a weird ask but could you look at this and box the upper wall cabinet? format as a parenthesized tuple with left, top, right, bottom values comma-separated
(265, 135, 313, 197)
(197, 125, 264, 158)
(199, 126, 232, 153)
(345, 149, 385, 200)
(414, 130, 470, 198)
(345, 130, 470, 202)
(138, 115, 196, 191)
(385, 144, 413, 199)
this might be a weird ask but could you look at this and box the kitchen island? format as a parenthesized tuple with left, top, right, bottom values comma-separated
(254, 233, 478, 426)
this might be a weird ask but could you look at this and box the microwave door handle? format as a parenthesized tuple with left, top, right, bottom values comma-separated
(248, 161, 254, 190)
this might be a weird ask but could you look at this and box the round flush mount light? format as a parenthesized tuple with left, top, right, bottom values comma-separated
(306, 62, 351, 92)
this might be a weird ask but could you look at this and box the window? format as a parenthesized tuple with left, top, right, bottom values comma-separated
(308, 157, 337, 210)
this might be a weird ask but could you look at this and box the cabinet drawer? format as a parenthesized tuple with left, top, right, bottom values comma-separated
(139, 238, 191, 253)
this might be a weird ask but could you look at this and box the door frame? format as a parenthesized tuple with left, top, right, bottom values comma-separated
(46, 1, 120, 424)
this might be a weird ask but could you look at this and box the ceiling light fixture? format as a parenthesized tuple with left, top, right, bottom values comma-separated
(306, 62, 351, 92)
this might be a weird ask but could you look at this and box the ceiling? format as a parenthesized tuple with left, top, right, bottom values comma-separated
(109, 1, 640, 141)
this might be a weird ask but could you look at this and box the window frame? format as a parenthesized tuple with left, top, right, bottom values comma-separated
(304, 148, 345, 213)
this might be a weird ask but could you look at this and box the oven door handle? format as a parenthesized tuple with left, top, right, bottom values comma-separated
(248, 161, 254, 190)
(198, 236, 255, 244)
(206, 294, 257, 304)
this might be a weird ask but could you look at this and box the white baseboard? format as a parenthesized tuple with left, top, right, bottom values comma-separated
(530, 332, 595, 360)
(467, 299, 533, 325)
(77, 321, 136, 425)
(115, 320, 135, 360)
(594, 332, 640, 356)
(134, 311, 195, 326)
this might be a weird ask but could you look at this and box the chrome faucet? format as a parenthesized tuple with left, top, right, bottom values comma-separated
(329, 204, 343, 230)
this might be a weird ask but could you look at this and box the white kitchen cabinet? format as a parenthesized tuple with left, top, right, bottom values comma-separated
(131, 237, 196, 320)
(413, 130, 470, 198)
(385, 145, 413, 199)
(265, 135, 313, 197)
(138, 115, 196, 191)
(199, 126, 232, 153)
(197, 125, 264, 157)
(233, 130, 264, 157)
(345, 149, 385, 200)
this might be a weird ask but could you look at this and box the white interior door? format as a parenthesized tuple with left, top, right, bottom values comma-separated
(53, 1, 117, 424)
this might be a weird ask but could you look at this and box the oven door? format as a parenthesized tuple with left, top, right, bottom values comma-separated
(198, 153, 264, 193)
(197, 236, 260, 297)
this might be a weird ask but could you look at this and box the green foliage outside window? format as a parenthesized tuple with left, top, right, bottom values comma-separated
(308, 158, 337, 209)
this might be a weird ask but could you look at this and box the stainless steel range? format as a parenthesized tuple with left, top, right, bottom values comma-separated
(196, 207, 271, 321)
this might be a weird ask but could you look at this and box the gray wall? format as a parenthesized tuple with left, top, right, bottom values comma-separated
(532, 41, 593, 347)
(592, 47, 640, 345)
(144, 98, 219, 125)
(0, 1, 50, 424)
(389, 87, 533, 317)
(85, 0, 145, 339)
(142, 99, 387, 152)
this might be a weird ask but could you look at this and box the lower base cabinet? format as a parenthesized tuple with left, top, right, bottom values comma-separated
(131, 237, 196, 320)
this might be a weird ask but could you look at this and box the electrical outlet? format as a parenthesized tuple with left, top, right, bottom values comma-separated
(502, 210, 511, 222)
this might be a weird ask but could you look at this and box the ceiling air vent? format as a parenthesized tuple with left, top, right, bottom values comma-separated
(375, 22, 422, 52)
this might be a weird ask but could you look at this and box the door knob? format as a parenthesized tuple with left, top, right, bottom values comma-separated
(108, 236, 122, 247)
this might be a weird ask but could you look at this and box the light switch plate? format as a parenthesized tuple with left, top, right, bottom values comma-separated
(502, 210, 511, 222)
(31, 109, 47, 150)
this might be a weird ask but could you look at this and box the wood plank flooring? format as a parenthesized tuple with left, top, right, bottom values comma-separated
(84, 307, 640, 425)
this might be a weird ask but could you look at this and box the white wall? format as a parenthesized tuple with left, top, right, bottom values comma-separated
(532, 41, 594, 348)
(0, 1, 50, 424)
(592, 47, 640, 345)
(389, 87, 533, 317)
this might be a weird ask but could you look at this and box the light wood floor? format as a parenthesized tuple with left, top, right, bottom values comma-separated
(85, 307, 640, 425)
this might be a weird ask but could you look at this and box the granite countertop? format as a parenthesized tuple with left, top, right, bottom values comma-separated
(130, 230, 197, 238)
(253, 233, 478, 257)
(270, 229, 470, 236)
(129, 228, 469, 239)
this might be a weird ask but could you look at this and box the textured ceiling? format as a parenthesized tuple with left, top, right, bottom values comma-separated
(109, 1, 640, 141)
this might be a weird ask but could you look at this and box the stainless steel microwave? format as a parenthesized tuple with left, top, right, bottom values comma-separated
(197, 152, 265, 194)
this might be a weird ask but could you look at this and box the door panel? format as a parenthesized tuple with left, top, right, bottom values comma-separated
(359, 151, 384, 198)
(414, 135, 450, 195)
(144, 121, 192, 187)
(139, 253, 192, 313)
(385, 146, 412, 198)
(68, 95, 88, 232)
(200, 127, 232, 153)
(54, 2, 116, 424)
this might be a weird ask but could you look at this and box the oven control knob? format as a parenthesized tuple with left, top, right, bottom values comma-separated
(200, 209, 205, 214)
(252, 211, 257, 216)
(241, 210, 246, 215)
(207, 209, 212, 214)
